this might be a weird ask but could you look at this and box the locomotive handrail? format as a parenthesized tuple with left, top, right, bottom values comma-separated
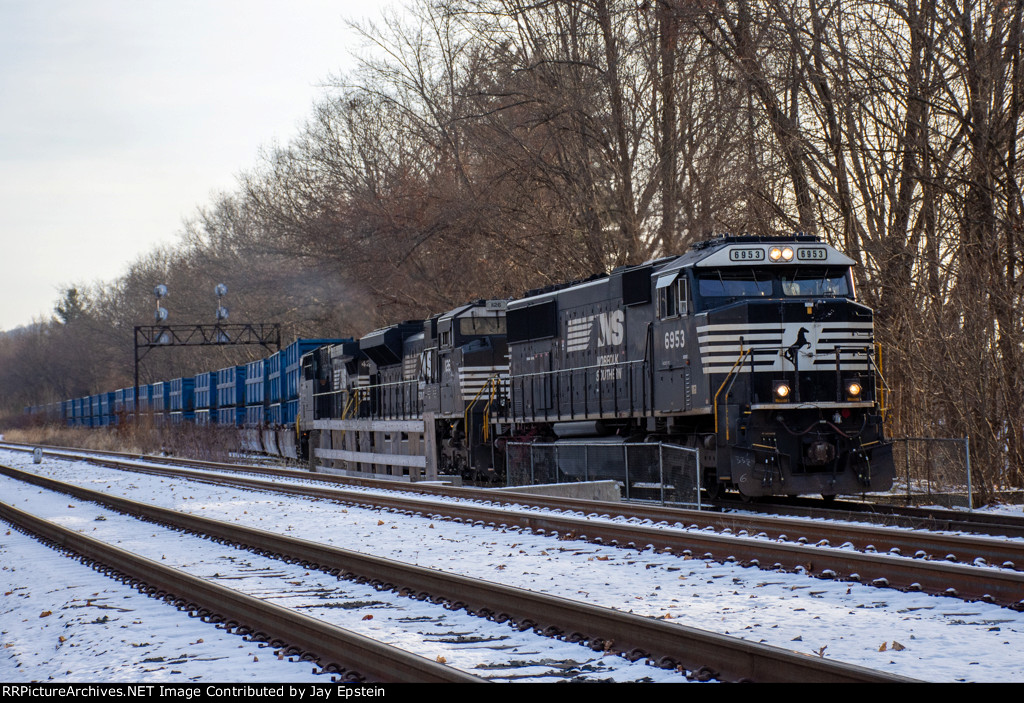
(713, 346, 752, 442)
(464, 375, 500, 445)
(871, 342, 891, 426)
(509, 359, 647, 421)
(337, 377, 420, 420)
(481, 377, 500, 443)
(509, 358, 646, 377)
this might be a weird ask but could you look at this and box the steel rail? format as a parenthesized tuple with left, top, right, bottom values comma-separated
(0, 464, 912, 683)
(0, 500, 483, 683)
(716, 496, 1024, 539)
(9, 442, 1022, 568)
(15, 451, 1023, 610)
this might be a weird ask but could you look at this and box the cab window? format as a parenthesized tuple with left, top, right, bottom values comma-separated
(659, 277, 689, 318)
(459, 315, 506, 336)
(781, 268, 852, 298)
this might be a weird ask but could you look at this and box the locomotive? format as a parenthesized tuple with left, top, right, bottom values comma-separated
(299, 234, 894, 499)
(298, 301, 509, 480)
(37, 234, 894, 499)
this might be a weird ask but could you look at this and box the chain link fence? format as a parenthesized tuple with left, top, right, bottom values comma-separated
(505, 441, 702, 508)
(884, 437, 974, 509)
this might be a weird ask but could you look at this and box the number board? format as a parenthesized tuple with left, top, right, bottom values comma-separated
(728, 247, 765, 261)
(797, 247, 827, 260)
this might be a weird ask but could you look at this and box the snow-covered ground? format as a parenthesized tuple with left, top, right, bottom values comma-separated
(0, 482, 683, 683)
(2, 448, 1023, 683)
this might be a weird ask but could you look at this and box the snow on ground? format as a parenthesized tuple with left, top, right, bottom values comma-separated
(0, 479, 685, 683)
(973, 503, 1024, 517)
(2, 448, 1023, 683)
(0, 525, 326, 683)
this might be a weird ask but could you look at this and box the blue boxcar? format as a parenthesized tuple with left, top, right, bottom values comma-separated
(137, 384, 153, 416)
(98, 392, 115, 426)
(124, 387, 136, 420)
(114, 389, 125, 422)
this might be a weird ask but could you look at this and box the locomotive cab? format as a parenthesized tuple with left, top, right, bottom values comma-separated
(426, 301, 509, 481)
(677, 237, 894, 497)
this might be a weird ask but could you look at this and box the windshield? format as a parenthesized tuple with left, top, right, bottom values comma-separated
(695, 266, 854, 309)
(459, 315, 506, 336)
(697, 271, 773, 299)
(781, 268, 851, 297)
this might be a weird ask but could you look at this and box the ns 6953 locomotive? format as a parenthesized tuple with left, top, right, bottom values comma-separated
(505, 235, 895, 498)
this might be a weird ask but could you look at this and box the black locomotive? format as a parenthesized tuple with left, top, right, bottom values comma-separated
(299, 235, 895, 498)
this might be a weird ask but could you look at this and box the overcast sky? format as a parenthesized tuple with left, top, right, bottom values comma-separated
(0, 0, 388, 331)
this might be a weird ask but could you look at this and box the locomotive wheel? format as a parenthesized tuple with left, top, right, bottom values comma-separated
(703, 480, 725, 502)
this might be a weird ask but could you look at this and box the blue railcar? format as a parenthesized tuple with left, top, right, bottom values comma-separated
(113, 389, 125, 423)
(244, 358, 268, 427)
(136, 384, 154, 418)
(169, 377, 195, 424)
(151, 382, 169, 426)
(124, 386, 136, 421)
(194, 372, 217, 425)
(216, 365, 246, 426)
(98, 392, 115, 426)
(267, 351, 283, 405)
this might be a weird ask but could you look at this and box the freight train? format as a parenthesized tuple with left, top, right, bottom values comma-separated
(27, 234, 895, 499)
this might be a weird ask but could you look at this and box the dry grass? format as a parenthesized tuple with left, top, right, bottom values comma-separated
(4, 422, 160, 455)
(3, 420, 245, 463)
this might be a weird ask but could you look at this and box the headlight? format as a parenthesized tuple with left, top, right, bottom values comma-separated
(774, 382, 791, 401)
(781, 247, 794, 261)
(769, 247, 782, 261)
(847, 382, 862, 398)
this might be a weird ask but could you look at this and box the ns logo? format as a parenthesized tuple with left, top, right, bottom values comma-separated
(567, 310, 624, 353)
(597, 310, 625, 347)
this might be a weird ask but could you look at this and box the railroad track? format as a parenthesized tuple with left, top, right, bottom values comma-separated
(8, 442, 1023, 561)
(0, 500, 482, 683)
(715, 496, 1024, 540)
(0, 463, 912, 683)
(4, 444, 1022, 610)
(11, 440, 1023, 538)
